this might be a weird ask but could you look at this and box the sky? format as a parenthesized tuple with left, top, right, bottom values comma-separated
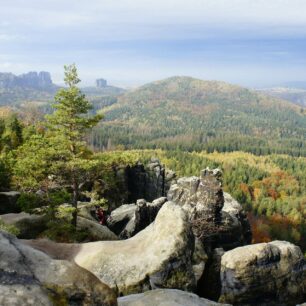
(1, 0, 306, 88)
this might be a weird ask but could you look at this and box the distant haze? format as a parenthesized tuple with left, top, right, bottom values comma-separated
(1, 0, 306, 87)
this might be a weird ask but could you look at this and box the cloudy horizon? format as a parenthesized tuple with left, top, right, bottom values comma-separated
(1, 0, 306, 88)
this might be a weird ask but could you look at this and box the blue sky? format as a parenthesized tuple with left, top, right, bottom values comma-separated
(1, 0, 306, 87)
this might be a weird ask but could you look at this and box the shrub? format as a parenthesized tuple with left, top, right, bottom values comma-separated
(0, 220, 20, 236)
(17, 193, 43, 212)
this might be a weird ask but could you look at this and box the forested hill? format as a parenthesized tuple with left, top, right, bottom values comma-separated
(93, 76, 306, 156)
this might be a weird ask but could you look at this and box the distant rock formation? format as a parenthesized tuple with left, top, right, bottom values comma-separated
(0, 71, 54, 90)
(96, 78, 107, 88)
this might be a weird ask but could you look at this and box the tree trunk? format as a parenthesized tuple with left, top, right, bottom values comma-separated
(72, 178, 78, 228)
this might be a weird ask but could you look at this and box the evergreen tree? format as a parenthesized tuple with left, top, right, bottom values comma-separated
(45, 64, 103, 226)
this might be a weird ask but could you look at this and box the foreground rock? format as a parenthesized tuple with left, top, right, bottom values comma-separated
(118, 289, 231, 306)
(108, 197, 167, 238)
(0, 191, 20, 214)
(0, 212, 47, 239)
(0, 231, 117, 306)
(26, 202, 197, 296)
(219, 241, 306, 305)
(168, 169, 251, 251)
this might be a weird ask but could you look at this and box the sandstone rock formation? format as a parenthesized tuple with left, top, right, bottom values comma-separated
(126, 159, 176, 202)
(167, 168, 251, 251)
(0, 231, 117, 306)
(0, 212, 47, 239)
(77, 216, 118, 241)
(0, 191, 20, 214)
(219, 241, 306, 305)
(26, 202, 198, 296)
(108, 197, 167, 238)
(117, 289, 231, 306)
(107, 203, 137, 235)
(0, 71, 53, 89)
(167, 168, 224, 224)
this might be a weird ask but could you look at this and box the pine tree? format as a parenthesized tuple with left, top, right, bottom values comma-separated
(46, 64, 103, 226)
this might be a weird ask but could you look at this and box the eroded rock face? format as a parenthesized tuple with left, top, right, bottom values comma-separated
(167, 169, 223, 224)
(167, 169, 251, 251)
(117, 289, 231, 306)
(219, 241, 306, 306)
(108, 197, 168, 239)
(126, 159, 176, 203)
(0, 231, 117, 306)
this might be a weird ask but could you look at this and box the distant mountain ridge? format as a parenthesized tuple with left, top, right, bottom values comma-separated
(257, 87, 306, 107)
(94, 76, 306, 156)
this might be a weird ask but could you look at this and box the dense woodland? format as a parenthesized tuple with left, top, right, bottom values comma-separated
(0, 72, 305, 253)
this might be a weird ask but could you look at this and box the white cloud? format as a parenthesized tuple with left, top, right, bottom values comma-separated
(2, 0, 306, 34)
(1, 0, 306, 86)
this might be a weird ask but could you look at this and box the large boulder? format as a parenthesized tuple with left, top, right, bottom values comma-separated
(107, 203, 137, 235)
(108, 197, 167, 239)
(77, 216, 118, 241)
(117, 289, 231, 306)
(25, 202, 197, 296)
(0, 212, 47, 239)
(219, 241, 306, 305)
(0, 191, 20, 214)
(168, 169, 251, 251)
(0, 231, 117, 306)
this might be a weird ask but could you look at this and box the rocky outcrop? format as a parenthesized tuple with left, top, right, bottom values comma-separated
(0, 191, 20, 214)
(0, 212, 47, 239)
(26, 202, 197, 296)
(126, 159, 176, 203)
(0, 231, 117, 306)
(0, 71, 53, 89)
(167, 168, 223, 224)
(77, 216, 118, 241)
(108, 197, 167, 239)
(117, 289, 231, 306)
(219, 241, 306, 305)
(167, 169, 251, 251)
